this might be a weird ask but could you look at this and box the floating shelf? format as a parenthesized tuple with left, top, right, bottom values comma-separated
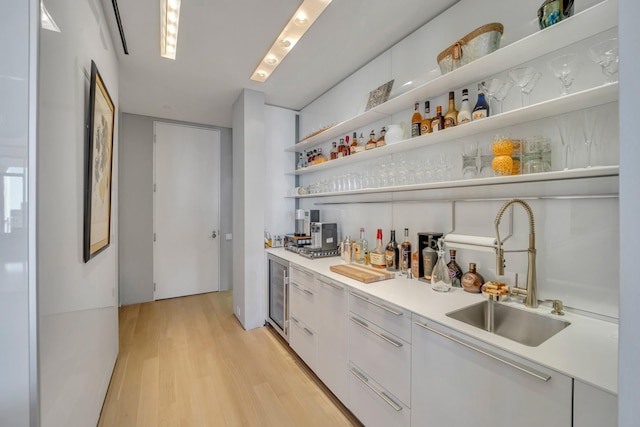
(287, 0, 617, 153)
(287, 83, 619, 176)
(288, 166, 619, 198)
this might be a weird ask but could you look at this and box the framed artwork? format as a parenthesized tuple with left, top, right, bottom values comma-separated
(84, 60, 115, 262)
(365, 79, 394, 111)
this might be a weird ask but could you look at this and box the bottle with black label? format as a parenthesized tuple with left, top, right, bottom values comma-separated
(400, 228, 412, 275)
(411, 102, 422, 137)
(472, 82, 490, 121)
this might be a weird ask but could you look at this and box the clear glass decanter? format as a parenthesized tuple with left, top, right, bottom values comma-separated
(431, 238, 452, 292)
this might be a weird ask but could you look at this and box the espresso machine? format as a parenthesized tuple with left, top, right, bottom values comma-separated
(295, 209, 319, 236)
(300, 222, 339, 259)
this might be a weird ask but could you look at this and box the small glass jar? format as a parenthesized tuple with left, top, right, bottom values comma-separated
(492, 135, 514, 176)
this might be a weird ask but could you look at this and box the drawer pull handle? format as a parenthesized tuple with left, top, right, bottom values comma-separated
(413, 321, 551, 382)
(291, 282, 314, 296)
(303, 327, 314, 336)
(350, 291, 403, 316)
(292, 266, 313, 278)
(351, 317, 403, 348)
(290, 316, 299, 324)
(319, 278, 344, 290)
(350, 367, 402, 412)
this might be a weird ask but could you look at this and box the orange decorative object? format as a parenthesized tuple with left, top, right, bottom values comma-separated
(492, 138, 514, 156)
(492, 155, 513, 176)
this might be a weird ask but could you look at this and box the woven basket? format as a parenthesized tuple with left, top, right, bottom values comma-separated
(437, 23, 504, 74)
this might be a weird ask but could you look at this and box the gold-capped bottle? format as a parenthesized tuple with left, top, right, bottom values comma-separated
(444, 91, 458, 128)
(431, 106, 444, 132)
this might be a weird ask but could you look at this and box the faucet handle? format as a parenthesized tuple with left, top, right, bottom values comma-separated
(551, 300, 565, 316)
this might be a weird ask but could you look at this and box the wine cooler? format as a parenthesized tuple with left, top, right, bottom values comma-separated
(267, 253, 290, 341)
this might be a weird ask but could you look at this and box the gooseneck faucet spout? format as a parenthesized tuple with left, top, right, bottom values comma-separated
(494, 199, 538, 308)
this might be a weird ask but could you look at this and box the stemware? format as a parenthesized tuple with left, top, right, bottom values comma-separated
(556, 112, 581, 170)
(482, 79, 513, 114)
(509, 67, 542, 107)
(581, 107, 598, 168)
(548, 54, 581, 96)
(588, 38, 619, 85)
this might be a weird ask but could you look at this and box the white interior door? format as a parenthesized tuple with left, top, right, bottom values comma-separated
(153, 122, 220, 299)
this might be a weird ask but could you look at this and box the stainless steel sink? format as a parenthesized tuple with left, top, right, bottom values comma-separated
(446, 301, 570, 347)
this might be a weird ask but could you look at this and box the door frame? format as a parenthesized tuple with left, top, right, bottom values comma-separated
(152, 121, 221, 300)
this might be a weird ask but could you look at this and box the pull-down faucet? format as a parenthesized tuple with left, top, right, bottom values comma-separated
(494, 199, 538, 308)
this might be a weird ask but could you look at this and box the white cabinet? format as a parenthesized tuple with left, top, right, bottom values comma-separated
(289, 264, 317, 371)
(573, 380, 618, 427)
(411, 314, 572, 427)
(316, 275, 350, 404)
(348, 291, 411, 426)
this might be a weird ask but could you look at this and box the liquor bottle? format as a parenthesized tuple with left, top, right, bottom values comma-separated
(351, 132, 359, 150)
(314, 148, 327, 164)
(444, 91, 458, 128)
(297, 152, 305, 170)
(344, 135, 351, 156)
(461, 262, 484, 293)
(447, 249, 463, 287)
(411, 102, 422, 137)
(472, 82, 490, 121)
(338, 138, 347, 158)
(457, 88, 472, 124)
(330, 141, 338, 160)
(354, 227, 369, 264)
(385, 229, 399, 271)
(411, 240, 420, 278)
(365, 130, 377, 150)
(376, 127, 386, 148)
(370, 229, 386, 269)
(400, 228, 412, 275)
(431, 239, 452, 292)
(420, 101, 432, 135)
(422, 240, 438, 280)
(431, 106, 444, 132)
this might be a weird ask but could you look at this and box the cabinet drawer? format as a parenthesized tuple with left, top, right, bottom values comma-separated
(290, 264, 316, 291)
(349, 290, 411, 343)
(290, 280, 316, 330)
(349, 365, 410, 427)
(289, 315, 317, 371)
(349, 313, 411, 406)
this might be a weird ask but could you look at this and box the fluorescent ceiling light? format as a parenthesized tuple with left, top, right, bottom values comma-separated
(251, 0, 332, 82)
(160, 0, 181, 59)
(41, 1, 60, 33)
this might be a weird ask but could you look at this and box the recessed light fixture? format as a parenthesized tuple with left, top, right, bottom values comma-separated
(160, 0, 181, 60)
(251, 0, 332, 82)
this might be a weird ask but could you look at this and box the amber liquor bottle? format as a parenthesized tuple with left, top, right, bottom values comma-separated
(370, 229, 386, 269)
(400, 228, 412, 275)
(447, 249, 463, 287)
(420, 101, 432, 135)
(411, 102, 422, 137)
(385, 230, 399, 271)
(431, 106, 444, 132)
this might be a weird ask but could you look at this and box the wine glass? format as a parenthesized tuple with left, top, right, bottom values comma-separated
(509, 67, 542, 107)
(548, 54, 581, 96)
(482, 79, 513, 115)
(556, 112, 581, 170)
(588, 38, 619, 85)
(581, 107, 598, 168)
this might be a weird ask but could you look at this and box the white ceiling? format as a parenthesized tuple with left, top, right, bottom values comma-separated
(101, 0, 458, 128)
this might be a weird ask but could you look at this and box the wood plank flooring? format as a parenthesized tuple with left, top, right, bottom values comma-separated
(98, 291, 362, 427)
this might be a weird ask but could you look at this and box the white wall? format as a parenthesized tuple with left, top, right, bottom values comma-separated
(618, 0, 640, 423)
(297, 0, 620, 318)
(264, 106, 296, 238)
(118, 113, 234, 304)
(38, 0, 119, 425)
(232, 89, 266, 329)
(0, 1, 37, 426)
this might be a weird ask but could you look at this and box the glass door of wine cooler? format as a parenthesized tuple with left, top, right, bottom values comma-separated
(267, 254, 289, 341)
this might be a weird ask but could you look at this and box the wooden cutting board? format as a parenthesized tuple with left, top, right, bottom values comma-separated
(330, 263, 395, 283)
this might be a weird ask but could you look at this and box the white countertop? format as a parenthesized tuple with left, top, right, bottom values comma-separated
(266, 247, 619, 395)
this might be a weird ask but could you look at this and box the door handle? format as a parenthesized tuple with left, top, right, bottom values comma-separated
(210, 230, 217, 238)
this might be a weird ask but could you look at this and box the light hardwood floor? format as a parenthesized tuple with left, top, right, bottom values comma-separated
(98, 291, 362, 427)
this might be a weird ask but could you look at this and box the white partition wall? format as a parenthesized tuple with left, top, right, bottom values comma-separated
(0, 1, 37, 426)
(37, 0, 119, 425)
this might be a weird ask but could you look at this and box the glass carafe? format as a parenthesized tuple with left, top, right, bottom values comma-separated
(431, 239, 452, 292)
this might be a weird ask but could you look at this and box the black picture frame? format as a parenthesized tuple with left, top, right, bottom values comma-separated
(84, 60, 115, 262)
